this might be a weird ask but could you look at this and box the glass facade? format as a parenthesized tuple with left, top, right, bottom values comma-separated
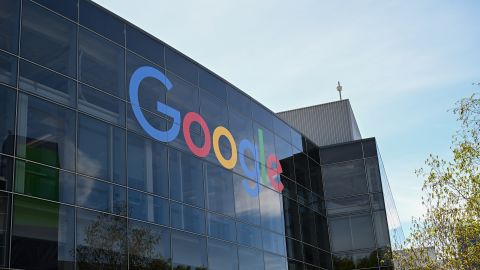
(0, 1, 397, 269)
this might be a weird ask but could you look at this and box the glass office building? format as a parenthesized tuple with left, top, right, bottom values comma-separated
(0, 0, 400, 269)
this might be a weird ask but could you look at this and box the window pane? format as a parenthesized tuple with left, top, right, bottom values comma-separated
(128, 190, 169, 226)
(126, 104, 169, 138)
(79, 0, 124, 45)
(126, 25, 165, 67)
(260, 186, 284, 234)
(76, 175, 127, 215)
(166, 70, 199, 118)
(165, 47, 198, 85)
(0, 155, 13, 192)
(236, 222, 262, 249)
(233, 175, 260, 225)
(78, 28, 125, 98)
(329, 214, 375, 252)
(320, 142, 363, 165)
(171, 202, 205, 234)
(78, 83, 125, 126)
(21, 1, 76, 77)
(0, 50, 17, 87)
(264, 252, 287, 270)
(0, 85, 16, 155)
(199, 68, 226, 101)
(326, 195, 370, 216)
(33, 0, 78, 21)
(275, 136, 295, 180)
(169, 149, 205, 208)
(273, 117, 291, 143)
(200, 89, 228, 128)
(251, 102, 273, 131)
(263, 229, 286, 255)
(227, 84, 251, 117)
(208, 212, 236, 242)
(16, 93, 76, 171)
(315, 214, 331, 252)
(373, 211, 391, 248)
(294, 153, 311, 189)
(76, 209, 127, 269)
(171, 231, 207, 269)
(19, 60, 76, 107)
(127, 132, 168, 197)
(206, 163, 234, 216)
(238, 247, 264, 270)
(0, 0, 19, 53)
(208, 239, 238, 270)
(286, 237, 303, 261)
(128, 220, 171, 270)
(0, 191, 11, 267)
(366, 158, 383, 193)
(15, 160, 74, 204)
(299, 206, 317, 246)
(77, 114, 126, 184)
(11, 195, 74, 269)
(283, 197, 301, 240)
(322, 159, 368, 199)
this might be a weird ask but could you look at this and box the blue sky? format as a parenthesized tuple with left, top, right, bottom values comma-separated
(94, 0, 480, 237)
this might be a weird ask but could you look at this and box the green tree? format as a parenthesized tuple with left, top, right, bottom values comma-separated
(394, 93, 480, 269)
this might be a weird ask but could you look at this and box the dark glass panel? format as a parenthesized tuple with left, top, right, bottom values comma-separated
(0, 191, 11, 267)
(0, 85, 16, 155)
(326, 194, 370, 216)
(228, 110, 254, 151)
(126, 52, 167, 114)
(206, 163, 234, 216)
(0, 155, 13, 191)
(128, 190, 169, 226)
(262, 229, 286, 255)
(78, 28, 125, 98)
(126, 24, 164, 67)
(33, 0, 78, 21)
(128, 220, 171, 270)
(372, 193, 386, 210)
(76, 209, 127, 269)
(171, 231, 207, 270)
(264, 252, 287, 270)
(79, 0, 124, 44)
(19, 60, 76, 107)
(166, 70, 199, 119)
(200, 89, 228, 128)
(208, 239, 238, 270)
(303, 244, 319, 266)
(329, 214, 376, 252)
(126, 104, 169, 138)
(171, 202, 205, 234)
(315, 214, 331, 252)
(283, 197, 301, 240)
(294, 153, 311, 189)
(76, 175, 127, 215)
(77, 114, 126, 184)
(169, 149, 205, 208)
(275, 135, 295, 180)
(78, 83, 125, 126)
(299, 206, 317, 246)
(288, 259, 304, 270)
(16, 93, 76, 170)
(236, 222, 262, 249)
(319, 142, 363, 165)
(286, 237, 303, 261)
(238, 247, 264, 270)
(322, 159, 368, 199)
(227, 84, 251, 117)
(309, 161, 324, 197)
(305, 138, 320, 163)
(15, 160, 74, 204)
(233, 175, 261, 225)
(318, 248, 333, 270)
(363, 139, 378, 157)
(281, 175, 296, 199)
(165, 47, 198, 85)
(273, 117, 292, 143)
(0, 0, 19, 54)
(373, 211, 391, 248)
(0, 50, 17, 87)
(127, 132, 168, 197)
(11, 195, 74, 269)
(199, 68, 226, 101)
(366, 157, 383, 193)
(253, 122, 276, 168)
(251, 102, 273, 131)
(207, 212, 236, 242)
(333, 250, 378, 270)
(21, 1, 76, 77)
(259, 186, 284, 234)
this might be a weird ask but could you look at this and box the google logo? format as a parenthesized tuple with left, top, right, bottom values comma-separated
(129, 66, 284, 197)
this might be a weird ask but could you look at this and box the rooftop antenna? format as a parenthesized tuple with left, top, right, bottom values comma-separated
(336, 81, 343, 100)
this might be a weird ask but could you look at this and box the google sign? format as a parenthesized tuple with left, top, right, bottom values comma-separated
(129, 66, 284, 197)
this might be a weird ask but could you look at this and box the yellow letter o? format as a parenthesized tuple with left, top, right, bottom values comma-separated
(213, 126, 238, 169)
